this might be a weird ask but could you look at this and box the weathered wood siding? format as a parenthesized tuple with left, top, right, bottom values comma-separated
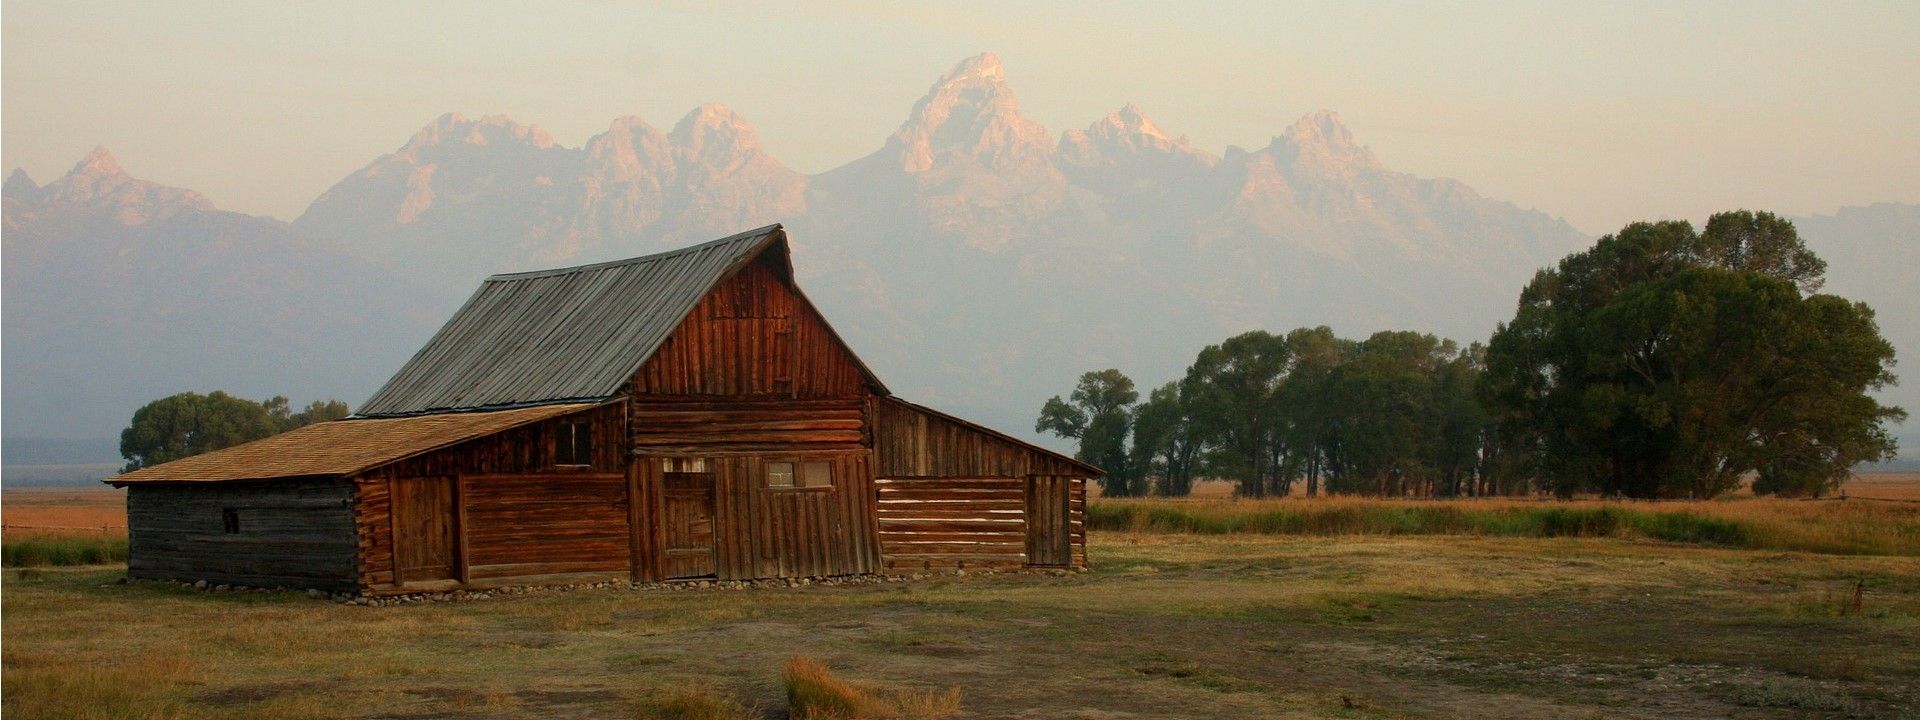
(354, 403, 629, 592)
(629, 399, 866, 455)
(876, 477, 1027, 571)
(631, 257, 868, 399)
(872, 397, 1091, 478)
(630, 453, 879, 581)
(127, 479, 356, 590)
(462, 473, 630, 581)
(872, 397, 1091, 569)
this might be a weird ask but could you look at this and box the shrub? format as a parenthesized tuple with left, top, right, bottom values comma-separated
(2, 535, 130, 567)
(783, 655, 960, 720)
(629, 686, 760, 720)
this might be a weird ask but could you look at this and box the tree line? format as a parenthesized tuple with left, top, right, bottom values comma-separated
(120, 391, 351, 471)
(1039, 211, 1904, 499)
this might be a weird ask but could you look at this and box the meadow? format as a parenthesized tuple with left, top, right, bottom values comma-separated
(3, 483, 1918, 719)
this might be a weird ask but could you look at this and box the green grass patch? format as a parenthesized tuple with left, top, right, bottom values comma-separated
(3, 535, 130, 567)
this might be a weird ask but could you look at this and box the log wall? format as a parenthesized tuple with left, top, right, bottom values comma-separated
(871, 397, 1092, 569)
(127, 478, 357, 590)
(875, 477, 1027, 571)
(629, 399, 866, 455)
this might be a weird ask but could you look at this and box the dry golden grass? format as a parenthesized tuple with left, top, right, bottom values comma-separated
(1844, 472, 1920, 501)
(1106, 471, 1920, 501)
(4, 532, 1917, 718)
(2, 645, 200, 720)
(1092, 491, 1920, 556)
(3, 488, 127, 537)
(783, 655, 961, 720)
(627, 685, 763, 720)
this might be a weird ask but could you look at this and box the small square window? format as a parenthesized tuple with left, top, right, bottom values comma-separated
(556, 421, 593, 466)
(801, 461, 833, 488)
(221, 508, 240, 534)
(767, 461, 795, 488)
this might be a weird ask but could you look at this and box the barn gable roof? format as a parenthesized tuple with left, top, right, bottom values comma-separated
(357, 224, 882, 417)
(108, 402, 607, 484)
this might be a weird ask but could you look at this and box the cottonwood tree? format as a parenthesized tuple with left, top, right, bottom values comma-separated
(1129, 381, 1205, 496)
(1037, 369, 1144, 496)
(1183, 331, 1292, 497)
(121, 392, 354, 471)
(1483, 211, 1901, 498)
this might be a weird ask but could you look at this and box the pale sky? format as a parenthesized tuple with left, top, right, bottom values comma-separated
(4, 0, 1917, 236)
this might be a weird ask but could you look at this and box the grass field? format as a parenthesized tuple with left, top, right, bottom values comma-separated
(4, 483, 1918, 718)
(1090, 495, 1920, 556)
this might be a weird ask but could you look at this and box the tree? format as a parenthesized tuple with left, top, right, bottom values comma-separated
(121, 391, 354, 471)
(1483, 211, 1901, 498)
(267, 397, 351, 432)
(1275, 326, 1346, 497)
(1321, 332, 1452, 496)
(1129, 381, 1204, 496)
(1183, 331, 1291, 497)
(1037, 370, 1143, 496)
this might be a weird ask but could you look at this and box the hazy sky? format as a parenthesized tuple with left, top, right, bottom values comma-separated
(5, 1, 1916, 235)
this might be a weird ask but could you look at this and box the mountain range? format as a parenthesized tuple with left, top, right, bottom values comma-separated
(5, 53, 1913, 462)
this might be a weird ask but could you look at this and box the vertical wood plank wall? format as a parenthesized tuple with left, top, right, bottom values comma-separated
(630, 257, 867, 399)
(353, 403, 629, 593)
(630, 451, 878, 582)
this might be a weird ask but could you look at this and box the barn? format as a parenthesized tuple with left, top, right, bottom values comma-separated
(107, 225, 1095, 594)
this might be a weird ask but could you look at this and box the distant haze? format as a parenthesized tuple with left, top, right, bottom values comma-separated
(3, 5, 1917, 469)
(4, 2, 1917, 236)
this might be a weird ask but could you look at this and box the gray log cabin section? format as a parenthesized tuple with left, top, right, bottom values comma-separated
(108, 225, 1100, 594)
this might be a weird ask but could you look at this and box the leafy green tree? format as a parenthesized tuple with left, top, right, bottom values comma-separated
(1275, 326, 1347, 497)
(1129, 381, 1204, 496)
(1037, 370, 1143, 496)
(269, 397, 351, 432)
(1321, 332, 1452, 495)
(1483, 211, 1901, 498)
(121, 392, 354, 471)
(1183, 331, 1291, 497)
(1431, 343, 1491, 496)
(120, 391, 277, 471)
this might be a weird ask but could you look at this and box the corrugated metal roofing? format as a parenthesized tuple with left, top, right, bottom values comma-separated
(108, 403, 606, 484)
(357, 225, 782, 416)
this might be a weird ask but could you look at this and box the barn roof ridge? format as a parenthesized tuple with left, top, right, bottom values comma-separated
(357, 224, 875, 416)
(484, 223, 784, 282)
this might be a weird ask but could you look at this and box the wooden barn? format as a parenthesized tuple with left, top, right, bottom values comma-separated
(108, 225, 1095, 594)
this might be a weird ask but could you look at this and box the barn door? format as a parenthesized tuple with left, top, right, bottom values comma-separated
(662, 470, 718, 578)
(1026, 476, 1071, 567)
(392, 476, 459, 584)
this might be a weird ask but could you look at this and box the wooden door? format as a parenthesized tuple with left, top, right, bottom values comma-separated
(1026, 476, 1071, 567)
(392, 476, 458, 584)
(662, 471, 718, 578)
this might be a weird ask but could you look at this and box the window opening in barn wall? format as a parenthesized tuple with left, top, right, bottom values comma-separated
(767, 461, 795, 488)
(221, 508, 240, 534)
(802, 461, 832, 488)
(766, 460, 833, 489)
(555, 421, 593, 466)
